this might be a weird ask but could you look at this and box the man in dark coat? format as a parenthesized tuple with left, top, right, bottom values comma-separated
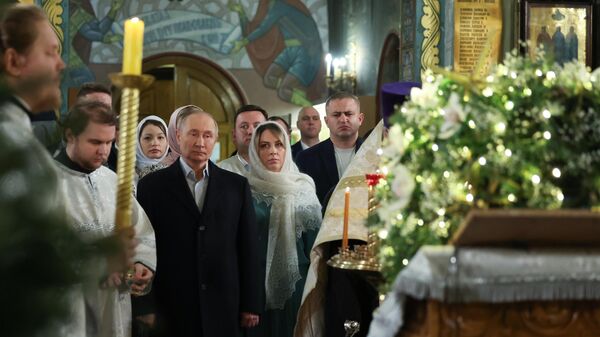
(296, 92, 380, 337)
(291, 106, 322, 161)
(137, 107, 262, 337)
(296, 92, 364, 206)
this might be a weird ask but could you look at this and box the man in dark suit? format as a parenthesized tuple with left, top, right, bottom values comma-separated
(137, 107, 262, 337)
(296, 92, 364, 205)
(291, 106, 322, 161)
(296, 92, 378, 337)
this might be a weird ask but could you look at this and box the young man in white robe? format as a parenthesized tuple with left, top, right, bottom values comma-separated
(54, 100, 157, 337)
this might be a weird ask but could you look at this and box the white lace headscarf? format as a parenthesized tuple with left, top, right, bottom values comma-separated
(136, 115, 169, 171)
(248, 121, 322, 310)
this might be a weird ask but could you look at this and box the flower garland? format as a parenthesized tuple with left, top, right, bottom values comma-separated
(370, 50, 600, 286)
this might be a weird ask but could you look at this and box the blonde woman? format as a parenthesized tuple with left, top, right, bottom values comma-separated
(247, 122, 322, 337)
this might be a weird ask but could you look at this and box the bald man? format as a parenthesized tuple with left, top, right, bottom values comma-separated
(291, 106, 322, 160)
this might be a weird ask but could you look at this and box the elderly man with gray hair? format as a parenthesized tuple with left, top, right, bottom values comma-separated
(137, 106, 262, 337)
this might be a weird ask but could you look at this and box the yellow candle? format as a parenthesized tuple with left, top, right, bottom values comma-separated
(343, 187, 350, 250)
(122, 17, 144, 75)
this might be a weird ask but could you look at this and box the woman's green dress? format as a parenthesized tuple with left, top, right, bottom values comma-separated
(248, 197, 320, 337)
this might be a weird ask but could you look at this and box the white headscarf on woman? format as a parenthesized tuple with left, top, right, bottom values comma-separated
(136, 115, 169, 171)
(248, 121, 322, 310)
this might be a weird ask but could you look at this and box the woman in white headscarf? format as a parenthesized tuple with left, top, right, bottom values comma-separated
(135, 115, 169, 183)
(246, 121, 322, 337)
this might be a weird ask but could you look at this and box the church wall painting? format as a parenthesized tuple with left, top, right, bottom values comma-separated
(522, 1, 593, 67)
(39, 0, 328, 113)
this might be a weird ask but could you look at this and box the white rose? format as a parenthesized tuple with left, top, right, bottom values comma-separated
(391, 165, 415, 209)
(560, 61, 591, 85)
(410, 83, 439, 110)
(439, 93, 465, 139)
(387, 124, 405, 155)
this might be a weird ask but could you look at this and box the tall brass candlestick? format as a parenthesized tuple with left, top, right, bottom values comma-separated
(110, 74, 154, 230)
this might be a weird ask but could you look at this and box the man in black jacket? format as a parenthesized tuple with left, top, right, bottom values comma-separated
(137, 106, 262, 337)
(296, 92, 379, 337)
(291, 105, 322, 161)
(296, 92, 364, 206)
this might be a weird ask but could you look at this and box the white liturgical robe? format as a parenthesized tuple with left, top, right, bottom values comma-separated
(55, 162, 157, 337)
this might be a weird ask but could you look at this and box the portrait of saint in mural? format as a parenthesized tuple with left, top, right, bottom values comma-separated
(524, 2, 592, 67)
(231, 0, 326, 106)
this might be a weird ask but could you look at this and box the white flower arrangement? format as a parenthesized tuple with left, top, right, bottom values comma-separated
(369, 50, 600, 285)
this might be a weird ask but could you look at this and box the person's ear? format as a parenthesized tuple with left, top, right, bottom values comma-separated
(3, 48, 25, 77)
(176, 128, 182, 145)
(358, 112, 365, 125)
(65, 129, 75, 143)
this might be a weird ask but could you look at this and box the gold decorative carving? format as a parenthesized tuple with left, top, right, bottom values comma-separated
(42, 0, 64, 55)
(420, 0, 440, 79)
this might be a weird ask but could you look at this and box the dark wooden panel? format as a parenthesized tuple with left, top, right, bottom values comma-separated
(399, 298, 600, 337)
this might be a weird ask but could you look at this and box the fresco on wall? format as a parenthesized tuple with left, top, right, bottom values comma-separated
(44, 0, 328, 107)
(232, 0, 325, 106)
(67, 0, 124, 86)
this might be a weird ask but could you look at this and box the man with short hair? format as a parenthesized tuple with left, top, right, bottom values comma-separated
(291, 106, 321, 160)
(268, 115, 291, 138)
(296, 92, 364, 205)
(76, 82, 113, 106)
(137, 106, 262, 337)
(296, 93, 376, 337)
(54, 100, 156, 337)
(218, 104, 268, 176)
(75, 82, 118, 171)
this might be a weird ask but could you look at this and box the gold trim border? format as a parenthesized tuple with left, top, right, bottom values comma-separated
(421, 0, 441, 78)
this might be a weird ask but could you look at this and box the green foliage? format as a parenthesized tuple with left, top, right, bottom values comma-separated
(370, 50, 600, 286)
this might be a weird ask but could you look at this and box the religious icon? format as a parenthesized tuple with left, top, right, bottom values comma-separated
(536, 26, 552, 53)
(565, 26, 579, 61)
(552, 26, 566, 64)
(521, 1, 593, 67)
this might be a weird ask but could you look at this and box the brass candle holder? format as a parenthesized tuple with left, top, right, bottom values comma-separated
(109, 73, 154, 296)
(109, 73, 154, 231)
(327, 173, 385, 272)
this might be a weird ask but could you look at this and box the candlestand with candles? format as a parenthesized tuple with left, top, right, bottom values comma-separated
(111, 72, 154, 296)
(111, 17, 155, 296)
(110, 73, 154, 229)
(327, 173, 385, 272)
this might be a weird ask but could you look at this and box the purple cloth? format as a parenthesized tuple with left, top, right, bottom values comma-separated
(380, 82, 421, 126)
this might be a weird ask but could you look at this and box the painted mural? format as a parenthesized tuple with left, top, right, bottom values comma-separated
(39, 0, 328, 109)
(231, 0, 325, 106)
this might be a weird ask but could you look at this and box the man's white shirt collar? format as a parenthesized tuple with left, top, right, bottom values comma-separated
(236, 154, 250, 171)
(179, 157, 210, 181)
